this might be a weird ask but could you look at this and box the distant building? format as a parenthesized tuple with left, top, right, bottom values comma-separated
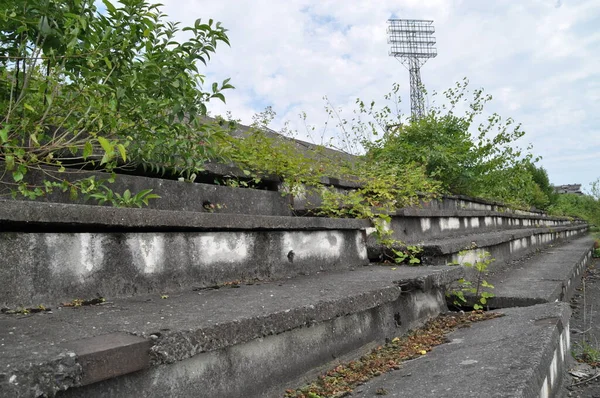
(554, 184, 584, 195)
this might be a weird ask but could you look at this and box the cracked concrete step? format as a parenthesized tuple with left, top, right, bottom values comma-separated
(0, 200, 371, 307)
(0, 266, 462, 398)
(386, 208, 584, 242)
(368, 224, 588, 266)
(482, 235, 595, 308)
(349, 302, 571, 398)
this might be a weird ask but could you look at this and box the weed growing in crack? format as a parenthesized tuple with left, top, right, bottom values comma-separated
(447, 251, 495, 310)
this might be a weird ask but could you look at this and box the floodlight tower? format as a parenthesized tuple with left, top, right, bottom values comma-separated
(387, 19, 437, 120)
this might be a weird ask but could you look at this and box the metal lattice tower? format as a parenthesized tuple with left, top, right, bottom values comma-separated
(387, 19, 437, 120)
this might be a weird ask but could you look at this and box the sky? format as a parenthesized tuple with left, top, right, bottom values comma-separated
(158, 0, 600, 191)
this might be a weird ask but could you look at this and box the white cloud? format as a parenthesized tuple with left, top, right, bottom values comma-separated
(161, 0, 600, 188)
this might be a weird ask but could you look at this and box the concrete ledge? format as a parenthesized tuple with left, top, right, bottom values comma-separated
(0, 165, 293, 216)
(62, 333, 152, 386)
(0, 200, 369, 231)
(348, 302, 571, 398)
(388, 210, 582, 242)
(484, 236, 595, 308)
(0, 266, 462, 397)
(0, 228, 369, 306)
(369, 224, 588, 266)
(392, 208, 576, 221)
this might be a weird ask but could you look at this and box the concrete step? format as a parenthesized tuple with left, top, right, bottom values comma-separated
(482, 235, 595, 308)
(0, 200, 369, 307)
(0, 166, 292, 216)
(0, 266, 462, 398)
(346, 302, 571, 398)
(369, 224, 588, 265)
(387, 208, 584, 242)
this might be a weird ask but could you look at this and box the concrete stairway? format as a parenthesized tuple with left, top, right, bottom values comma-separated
(367, 204, 587, 266)
(340, 236, 595, 398)
(0, 184, 593, 398)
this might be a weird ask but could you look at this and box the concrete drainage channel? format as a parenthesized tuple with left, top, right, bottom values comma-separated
(0, 192, 593, 398)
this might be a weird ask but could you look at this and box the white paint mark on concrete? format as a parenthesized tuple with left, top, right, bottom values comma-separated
(190, 233, 251, 265)
(540, 376, 549, 398)
(550, 349, 558, 386)
(127, 234, 165, 274)
(470, 218, 480, 228)
(281, 231, 343, 262)
(452, 249, 486, 266)
(46, 233, 104, 281)
(365, 227, 377, 236)
(355, 232, 368, 261)
(441, 217, 460, 231)
(484, 217, 493, 227)
(559, 333, 565, 362)
(420, 218, 431, 232)
(460, 359, 478, 365)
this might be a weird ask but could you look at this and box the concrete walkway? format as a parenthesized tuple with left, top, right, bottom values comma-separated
(349, 302, 571, 398)
(486, 236, 594, 308)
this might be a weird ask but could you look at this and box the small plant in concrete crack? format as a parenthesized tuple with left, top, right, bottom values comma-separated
(89, 187, 160, 208)
(391, 244, 423, 265)
(572, 340, 600, 366)
(447, 251, 495, 310)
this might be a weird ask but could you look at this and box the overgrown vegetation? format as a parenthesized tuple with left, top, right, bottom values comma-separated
(3, 1, 598, 235)
(1, 0, 232, 201)
(548, 179, 600, 227)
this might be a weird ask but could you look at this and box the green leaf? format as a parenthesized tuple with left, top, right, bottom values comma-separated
(0, 126, 9, 144)
(24, 103, 35, 112)
(5, 155, 14, 170)
(102, 0, 117, 13)
(97, 137, 112, 154)
(83, 142, 93, 159)
(12, 170, 23, 182)
(38, 16, 51, 35)
(117, 144, 127, 162)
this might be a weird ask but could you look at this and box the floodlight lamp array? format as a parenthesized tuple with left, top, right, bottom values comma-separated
(387, 19, 437, 61)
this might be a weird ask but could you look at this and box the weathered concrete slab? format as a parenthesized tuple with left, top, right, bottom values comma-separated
(62, 333, 152, 386)
(0, 266, 462, 398)
(369, 224, 588, 266)
(0, 165, 293, 216)
(0, 229, 369, 306)
(0, 200, 375, 306)
(388, 209, 582, 242)
(0, 199, 369, 231)
(349, 302, 571, 398)
(484, 235, 595, 308)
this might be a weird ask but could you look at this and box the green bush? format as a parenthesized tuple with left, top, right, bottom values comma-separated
(1, 0, 232, 200)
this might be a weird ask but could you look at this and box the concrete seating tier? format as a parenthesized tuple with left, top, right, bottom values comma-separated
(0, 266, 460, 398)
(0, 190, 593, 398)
(0, 200, 369, 307)
(348, 302, 572, 398)
(369, 224, 588, 265)
(388, 208, 585, 242)
(482, 235, 594, 308)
